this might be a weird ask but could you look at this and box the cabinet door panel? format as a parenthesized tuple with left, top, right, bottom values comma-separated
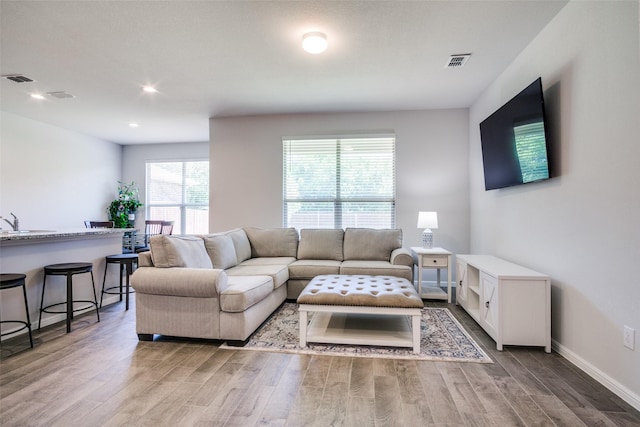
(456, 261, 467, 305)
(480, 272, 498, 339)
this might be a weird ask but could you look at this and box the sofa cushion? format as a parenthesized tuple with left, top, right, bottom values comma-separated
(288, 259, 341, 279)
(226, 228, 252, 264)
(240, 257, 297, 266)
(343, 228, 403, 261)
(203, 235, 238, 269)
(339, 260, 413, 282)
(149, 235, 213, 269)
(244, 227, 299, 258)
(297, 229, 344, 261)
(220, 275, 274, 312)
(225, 263, 290, 289)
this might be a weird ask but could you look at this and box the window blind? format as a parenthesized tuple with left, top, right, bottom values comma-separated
(283, 136, 395, 229)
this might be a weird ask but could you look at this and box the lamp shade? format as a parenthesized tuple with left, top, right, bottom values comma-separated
(417, 211, 438, 229)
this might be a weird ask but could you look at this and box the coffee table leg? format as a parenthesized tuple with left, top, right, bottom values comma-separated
(412, 314, 421, 354)
(299, 310, 308, 348)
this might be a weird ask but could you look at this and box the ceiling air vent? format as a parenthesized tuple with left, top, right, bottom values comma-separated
(446, 54, 471, 68)
(47, 91, 75, 99)
(2, 74, 34, 83)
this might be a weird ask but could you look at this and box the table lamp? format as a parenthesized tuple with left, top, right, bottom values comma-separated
(417, 211, 438, 248)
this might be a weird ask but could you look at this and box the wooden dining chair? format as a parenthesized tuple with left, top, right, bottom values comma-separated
(161, 221, 174, 235)
(135, 220, 173, 252)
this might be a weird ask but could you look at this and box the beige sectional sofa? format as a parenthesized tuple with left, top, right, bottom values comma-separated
(131, 227, 413, 342)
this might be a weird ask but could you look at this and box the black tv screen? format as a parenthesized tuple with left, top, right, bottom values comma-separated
(479, 77, 550, 191)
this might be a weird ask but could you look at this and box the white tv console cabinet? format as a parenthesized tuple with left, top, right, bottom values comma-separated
(456, 255, 551, 353)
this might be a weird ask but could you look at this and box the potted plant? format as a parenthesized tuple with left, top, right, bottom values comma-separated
(107, 181, 143, 228)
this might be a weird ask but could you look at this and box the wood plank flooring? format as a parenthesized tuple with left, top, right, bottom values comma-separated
(1, 296, 639, 426)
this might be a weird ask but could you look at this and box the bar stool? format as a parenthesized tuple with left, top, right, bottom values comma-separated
(101, 253, 138, 310)
(0, 274, 34, 348)
(38, 263, 100, 333)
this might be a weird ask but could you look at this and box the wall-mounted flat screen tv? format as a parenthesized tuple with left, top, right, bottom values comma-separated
(479, 77, 550, 191)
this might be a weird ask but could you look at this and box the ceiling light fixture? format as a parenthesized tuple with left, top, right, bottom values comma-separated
(302, 32, 328, 54)
(30, 93, 45, 100)
(142, 86, 157, 93)
(128, 122, 139, 128)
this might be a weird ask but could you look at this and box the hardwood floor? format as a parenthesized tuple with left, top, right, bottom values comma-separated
(1, 297, 639, 426)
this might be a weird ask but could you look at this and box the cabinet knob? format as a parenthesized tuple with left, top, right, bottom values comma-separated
(433, 259, 437, 263)
(485, 301, 490, 308)
(459, 280, 463, 286)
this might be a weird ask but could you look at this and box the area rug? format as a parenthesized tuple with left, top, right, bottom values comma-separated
(221, 303, 492, 363)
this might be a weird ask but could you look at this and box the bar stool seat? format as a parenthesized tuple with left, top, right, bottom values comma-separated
(0, 273, 33, 348)
(101, 253, 138, 310)
(38, 262, 100, 333)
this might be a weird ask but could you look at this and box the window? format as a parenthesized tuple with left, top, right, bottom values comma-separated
(283, 135, 395, 229)
(145, 161, 209, 234)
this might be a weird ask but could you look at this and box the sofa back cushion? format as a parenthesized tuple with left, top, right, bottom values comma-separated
(343, 228, 403, 261)
(244, 227, 299, 258)
(297, 229, 344, 261)
(149, 235, 213, 269)
(203, 234, 238, 269)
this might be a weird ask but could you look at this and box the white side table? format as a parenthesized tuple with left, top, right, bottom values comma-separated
(410, 247, 452, 303)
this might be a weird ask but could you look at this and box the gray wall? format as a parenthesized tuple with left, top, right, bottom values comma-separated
(209, 109, 470, 256)
(0, 111, 121, 229)
(469, 1, 640, 406)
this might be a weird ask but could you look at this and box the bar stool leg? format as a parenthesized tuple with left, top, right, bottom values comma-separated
(38, 274, 47, 330)
(21, 283, 33, 348)
(66, 272, 73, 333)
(100, 261, 108, 308)
(90, 271, 100, 323)
(119, 264, 124, 302)
(125, 262, 132, 310)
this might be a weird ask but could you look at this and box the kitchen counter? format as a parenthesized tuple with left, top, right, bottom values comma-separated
(0, 228, 136, 335)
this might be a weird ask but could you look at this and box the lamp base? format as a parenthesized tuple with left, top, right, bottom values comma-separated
(422, 229, 433, 249)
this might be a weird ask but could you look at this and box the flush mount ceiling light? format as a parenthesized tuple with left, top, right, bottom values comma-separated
(142, 86, 157, 93)
(302, 32, 328, 54)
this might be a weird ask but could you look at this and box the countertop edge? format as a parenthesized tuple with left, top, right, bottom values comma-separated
(0, 228, 136, 245)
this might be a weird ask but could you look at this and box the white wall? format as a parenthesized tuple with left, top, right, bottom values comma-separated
(209, 110, 470, 258)
(0, 111, 121, 230)
(121, 142, 209, 227)
(469, 1, 640, 408)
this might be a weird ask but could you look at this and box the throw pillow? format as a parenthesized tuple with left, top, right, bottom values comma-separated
(149, 235, 213, 269)
(203, 235, 238, 269)
(226, 228, 252, 264)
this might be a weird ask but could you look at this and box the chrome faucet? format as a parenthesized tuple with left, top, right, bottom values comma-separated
(1, 213, 19, 231)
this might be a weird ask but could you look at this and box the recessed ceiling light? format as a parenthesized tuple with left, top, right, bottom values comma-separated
(47, 91, 75, 99)
(30, 93, 45, 100)
(302, 32, 328, 54)
(142, 86, 157, 93)
(129, 122, 139, 128)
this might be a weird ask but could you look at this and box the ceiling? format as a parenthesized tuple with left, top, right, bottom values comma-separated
(0, 1, 568, 145)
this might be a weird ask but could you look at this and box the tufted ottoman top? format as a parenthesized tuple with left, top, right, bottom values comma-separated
(297, 275, 424, 308)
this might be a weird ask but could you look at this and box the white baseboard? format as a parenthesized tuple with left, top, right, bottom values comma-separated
(552, 339, 640, 412)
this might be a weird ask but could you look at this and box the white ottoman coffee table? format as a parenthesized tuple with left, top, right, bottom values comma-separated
(297, 275, 424, 353)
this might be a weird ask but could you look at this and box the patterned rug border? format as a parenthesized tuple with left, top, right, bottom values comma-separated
(222, 303, 493, 363)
